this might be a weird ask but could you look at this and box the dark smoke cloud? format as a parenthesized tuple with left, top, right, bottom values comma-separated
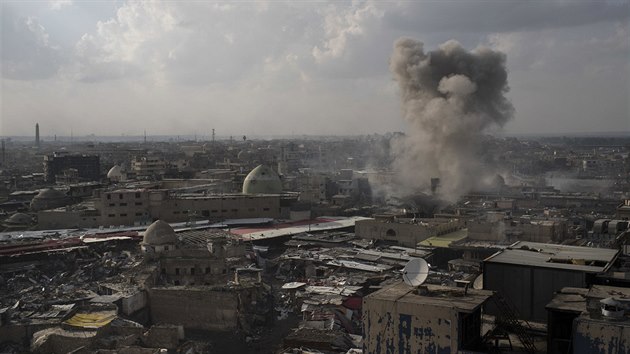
(390, 38, 513, 201)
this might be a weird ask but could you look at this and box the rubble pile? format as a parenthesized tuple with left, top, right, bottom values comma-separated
(0, 241, 143, 326)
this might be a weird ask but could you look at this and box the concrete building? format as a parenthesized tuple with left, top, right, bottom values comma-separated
(546, 285, 630, 354)
(362, 282, 493, 354)
(142, 224, 271, 332)
(483, 241, 619, 321)
(355, 215, 463, 247)
(35, 186, 297, 229)
(468, 213, 569, 243)
(43, 153, 100, 183)
(131, 155, 167, 178)
(617, 199, 630, 219)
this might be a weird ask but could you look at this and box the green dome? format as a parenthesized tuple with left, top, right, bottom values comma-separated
(242, 165, 282, 194)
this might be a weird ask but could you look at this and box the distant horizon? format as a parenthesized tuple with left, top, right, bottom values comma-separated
(2, 130, 630, 143)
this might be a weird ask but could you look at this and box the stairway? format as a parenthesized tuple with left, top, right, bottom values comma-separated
(491, 293, 537, 353)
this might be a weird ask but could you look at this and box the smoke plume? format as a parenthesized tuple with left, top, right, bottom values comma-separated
(390, 38, 514, 201)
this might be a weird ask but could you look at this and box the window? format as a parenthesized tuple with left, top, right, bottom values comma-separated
(174, 280, 180, 285)
(205, 267, 210, 274)
(221, 209, 227, 212)
(211, 210, 218, 213)
(135, 192, 141, 198)
(182, 210, 188, 214)
(173, 211, 180, 214)
(119, 194, 123, 199)
(164, 246, 169, 251)
(248, 208, 255, 212)
(161, 268, 166, 274)
(175, 268, 180, 275)
(231, 209, 238, 212)
(120, 213, 127, 217)
(135, 202, 142, 206)
(135, 212, 143, 216)
(120, 203, 127, 206)
(190, 268, 195, 275)
(108, 214, 115, 217)
(222, 269, 227, 274)
(107, 194, 111, 200)
(109, 203, 115, 207)
(263, 208, 270, 211)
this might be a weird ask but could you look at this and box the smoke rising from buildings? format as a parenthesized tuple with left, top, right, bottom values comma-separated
(389, 38, 514, 201)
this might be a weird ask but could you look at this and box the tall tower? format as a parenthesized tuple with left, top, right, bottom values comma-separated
(35, 123, 40, 148)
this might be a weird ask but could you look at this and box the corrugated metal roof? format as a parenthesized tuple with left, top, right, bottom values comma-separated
(484, 241, 618, 272)
(235, 216, 370, 241)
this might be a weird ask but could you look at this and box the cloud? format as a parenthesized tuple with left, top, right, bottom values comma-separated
(1, 7, 64, 80)
(312, 2, 383, 63)
(383, 1, 629, 34)
(489, 20, 629, 134)
(65, 0, 176, 83)
(50, 0, 72, 11)
(0, 1, 628, 136)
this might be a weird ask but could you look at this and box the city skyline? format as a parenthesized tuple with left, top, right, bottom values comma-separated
(2, 1, 629, 137)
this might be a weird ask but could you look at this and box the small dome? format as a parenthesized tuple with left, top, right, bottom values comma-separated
(242, 165, 282, 194)
(35, 188, 66, 199)
(237, 150, 251, 161)
(143, 220, 177, 245)
(6, 213, 32, 225)
(107, 165, 123, 179)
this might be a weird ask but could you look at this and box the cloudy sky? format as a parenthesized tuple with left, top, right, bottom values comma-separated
(1, 0, 628, 137)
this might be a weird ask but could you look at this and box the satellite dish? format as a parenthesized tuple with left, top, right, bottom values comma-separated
(402, 258, 429, 287)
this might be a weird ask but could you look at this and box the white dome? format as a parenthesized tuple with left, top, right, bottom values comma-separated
(242, 165, 282, 194)
(107, 165, 123, 179)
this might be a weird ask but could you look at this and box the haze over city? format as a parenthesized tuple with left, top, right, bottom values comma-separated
(3, 2, 630, 354)
(2, 0, 629, 137)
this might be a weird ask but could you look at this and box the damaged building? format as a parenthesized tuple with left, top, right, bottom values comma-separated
(362, 282, 493, 353)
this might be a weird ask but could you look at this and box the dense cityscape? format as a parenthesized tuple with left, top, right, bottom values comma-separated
(2, 1, 629, 353)
(0, 131, 629, 353)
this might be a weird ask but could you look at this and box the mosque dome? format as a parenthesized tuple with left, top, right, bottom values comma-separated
(30, 188, 69, 211)
(242, 165, 282, 194)
(237, 150, 252, 161)
(35, 188, 66, 199)
(107, 165, 123, 180)
(5, 213, 33, 225)
(142, 220, 177, 245)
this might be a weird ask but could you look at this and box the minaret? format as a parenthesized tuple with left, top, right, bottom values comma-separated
(35, 123, 40, 148)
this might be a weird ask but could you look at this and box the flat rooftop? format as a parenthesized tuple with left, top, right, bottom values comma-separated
(418, 228, 468, 248)
(365, 282, 493, 313)
(484, 241, 619, 273)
